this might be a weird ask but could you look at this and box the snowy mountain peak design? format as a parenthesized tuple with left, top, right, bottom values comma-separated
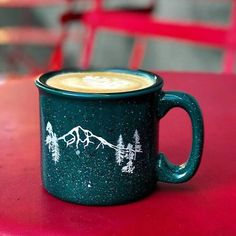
(45, 121, 142, 173)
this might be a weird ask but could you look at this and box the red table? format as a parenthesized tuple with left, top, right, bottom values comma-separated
(0, 72, 236, 235)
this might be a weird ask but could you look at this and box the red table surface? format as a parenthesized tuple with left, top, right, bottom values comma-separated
(0, 72, 236, 236)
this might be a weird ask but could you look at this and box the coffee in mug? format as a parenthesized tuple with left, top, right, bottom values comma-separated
(46, 71, 154, 93)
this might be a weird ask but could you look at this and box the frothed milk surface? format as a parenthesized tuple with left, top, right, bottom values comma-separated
(46, 72, 154, 93)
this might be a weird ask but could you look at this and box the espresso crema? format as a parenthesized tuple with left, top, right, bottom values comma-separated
(46, 72, 154, 93)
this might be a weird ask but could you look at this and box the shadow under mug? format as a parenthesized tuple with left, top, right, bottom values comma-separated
(35, 68, 204, 205)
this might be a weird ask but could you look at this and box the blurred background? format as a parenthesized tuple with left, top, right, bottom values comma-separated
(0, 0, 235, 81)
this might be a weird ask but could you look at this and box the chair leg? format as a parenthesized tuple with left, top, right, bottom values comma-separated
(222, 0, 236, 73)
(222, 48, 235, 74)
(48, 25, 68, 71)
(80, 25, 96, 69)
(129, 37, 147, 69)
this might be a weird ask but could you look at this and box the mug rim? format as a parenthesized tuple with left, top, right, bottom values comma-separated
(35, 68, 163, 99)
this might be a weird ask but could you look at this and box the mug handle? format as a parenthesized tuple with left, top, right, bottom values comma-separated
(157, 91, 204, 183)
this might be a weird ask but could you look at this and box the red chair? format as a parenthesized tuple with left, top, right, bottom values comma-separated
(51, 0, 236, 74)
(1, 0, 235, 75)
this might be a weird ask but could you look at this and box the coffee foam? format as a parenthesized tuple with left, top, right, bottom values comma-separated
(46, 72, 154, 93)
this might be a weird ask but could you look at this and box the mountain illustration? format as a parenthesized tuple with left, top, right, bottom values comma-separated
(58, 126, 117, 150)
(45, 121, 142, 173)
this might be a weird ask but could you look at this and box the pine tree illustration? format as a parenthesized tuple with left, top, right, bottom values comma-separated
(115, 135, 125, 165)
(45, 122, 60, 163)
(133, 130, 142, 154)
(122, 143, 135, 173)
(51, 134, 60, 163)
(127, 143, 134, 158)
(122, 160, 135, 173)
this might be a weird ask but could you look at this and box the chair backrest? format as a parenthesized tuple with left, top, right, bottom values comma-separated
(51, 0, 236, 74)
(49, 0, 155, 70)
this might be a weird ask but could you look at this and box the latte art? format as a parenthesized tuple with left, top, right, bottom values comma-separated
(46, 72, 154, 93)
(83, 76, 131, 88)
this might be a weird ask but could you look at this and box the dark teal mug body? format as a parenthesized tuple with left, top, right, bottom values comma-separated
(35, 69, 204, 205)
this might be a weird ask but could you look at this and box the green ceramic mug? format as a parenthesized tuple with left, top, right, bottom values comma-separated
(35, 68, 204, 205)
